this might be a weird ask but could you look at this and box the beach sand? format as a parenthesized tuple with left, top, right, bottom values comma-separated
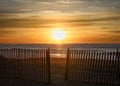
(0, 57, 118, 86)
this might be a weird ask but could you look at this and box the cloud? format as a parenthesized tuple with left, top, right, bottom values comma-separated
(0, 0, 120, 43)
(0, 0, 119, 14)
(0, 28, 18, 37)
(0, 13, 120, 28)
(0, 13, 120, 39)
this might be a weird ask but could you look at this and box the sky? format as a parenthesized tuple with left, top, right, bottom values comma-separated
(0, 0, 120, 44)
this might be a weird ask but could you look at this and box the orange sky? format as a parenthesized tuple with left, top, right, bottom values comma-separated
(0, 0, 120, 44)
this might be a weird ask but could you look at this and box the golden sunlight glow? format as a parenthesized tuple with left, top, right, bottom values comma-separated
(52, 29, 66, 41)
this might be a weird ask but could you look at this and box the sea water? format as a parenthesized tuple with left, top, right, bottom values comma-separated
(0, 44, 120, 58)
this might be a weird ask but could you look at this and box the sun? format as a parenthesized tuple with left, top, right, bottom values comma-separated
(52, 29, 66, 41)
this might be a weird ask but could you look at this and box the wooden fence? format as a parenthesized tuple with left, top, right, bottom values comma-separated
(65, 49, 120, 84)
(0, 48, 51, 84)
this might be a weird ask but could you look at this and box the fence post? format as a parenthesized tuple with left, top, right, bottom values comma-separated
(65, 48, 70, 81)
(0, 49, 1, 55)
(116, 49, 119, 84)
(46, 48, 51, 84)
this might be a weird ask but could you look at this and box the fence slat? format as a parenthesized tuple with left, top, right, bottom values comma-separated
(65, 48, 69, 80)
(0, 48, 51, 84)
(65, 48, 120, 85)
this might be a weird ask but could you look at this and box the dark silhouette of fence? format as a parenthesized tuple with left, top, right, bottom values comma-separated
(65, 48, 120, 84)
(0, 48, 51, 84)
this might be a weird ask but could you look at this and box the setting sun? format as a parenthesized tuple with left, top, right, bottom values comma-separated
(52, 29, 66, 41)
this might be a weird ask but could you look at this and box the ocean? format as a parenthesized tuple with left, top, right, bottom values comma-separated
(0, 44, 120, 58)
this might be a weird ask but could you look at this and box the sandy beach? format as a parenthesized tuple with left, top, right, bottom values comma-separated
(0, 57, 119, 86)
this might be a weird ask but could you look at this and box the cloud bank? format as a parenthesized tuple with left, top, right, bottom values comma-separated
(0, 0, 120, 43)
